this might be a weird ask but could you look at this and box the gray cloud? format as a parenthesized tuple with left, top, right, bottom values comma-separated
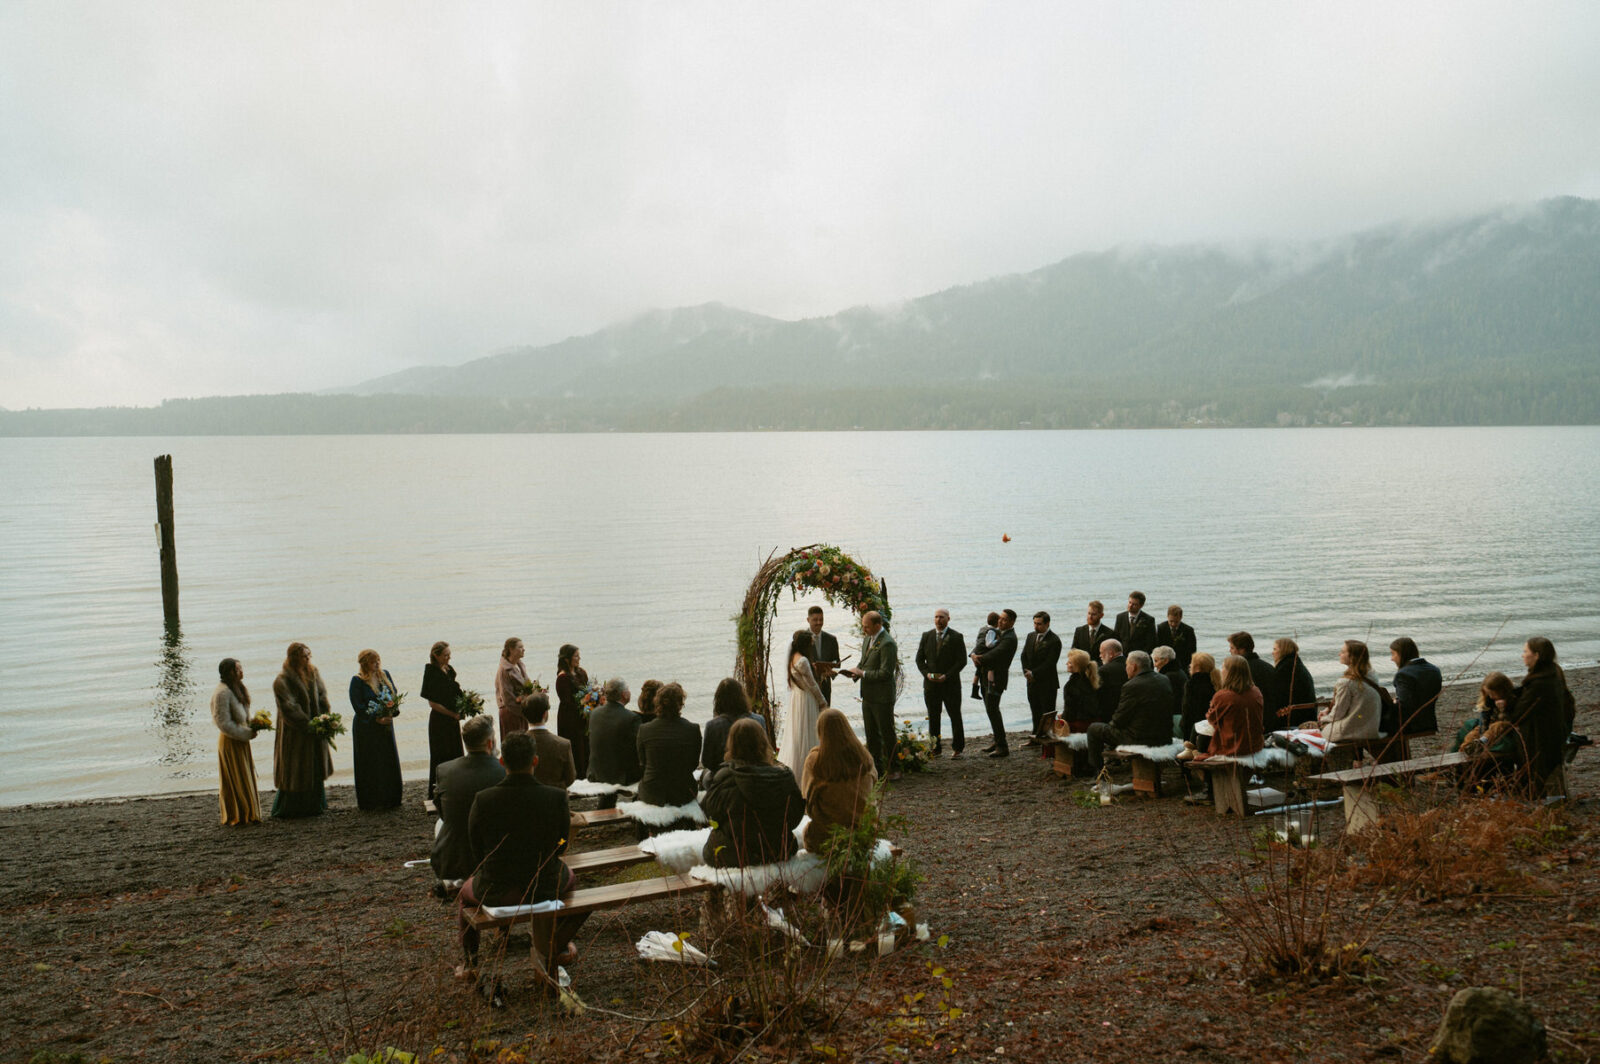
(2, 0, 1598, 407)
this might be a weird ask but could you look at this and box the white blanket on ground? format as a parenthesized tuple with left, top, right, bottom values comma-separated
(569, 779, 634, 798)
(1113, 740, 1187, 762)
(618, 798, 707, 828)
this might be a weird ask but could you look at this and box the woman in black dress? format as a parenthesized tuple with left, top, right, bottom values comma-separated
(555, 643, 590, 779)
(1180, 652, 1221, 750)
(348, 649, 404, 810)
(421, 640, 464, 802)
(1514, 637, 1577, 796)
(1271, 638, 1319, 728)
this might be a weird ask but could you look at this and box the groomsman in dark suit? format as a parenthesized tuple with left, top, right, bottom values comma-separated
(1071, 601, 1115, 661)
(916, 609, 968, 757)
(1154, 605, 1197, 671)
(1114, 591, 1158, 656)
(806, 605, 840, 703)
(1020, 611, 1062, 744)
(971, 608, 1018, 758)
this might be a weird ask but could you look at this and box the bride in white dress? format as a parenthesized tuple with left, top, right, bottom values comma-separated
(777, 630, 829, 778)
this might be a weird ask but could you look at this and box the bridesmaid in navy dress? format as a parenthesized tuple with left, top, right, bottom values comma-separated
(349, 649, 404, 810)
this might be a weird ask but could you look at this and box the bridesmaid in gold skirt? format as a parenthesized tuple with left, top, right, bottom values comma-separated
(211, 658, 263, 826)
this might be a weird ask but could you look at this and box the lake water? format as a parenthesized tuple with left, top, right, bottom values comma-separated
(1, 428, 1596, 807)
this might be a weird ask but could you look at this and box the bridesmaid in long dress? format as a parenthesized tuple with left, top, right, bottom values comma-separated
(272, 642, 334, 818)
(211, 657, 262, 826)
(421, 640, 464, 801)
(494, 637, 530, 742)
(776, 630, 827, 778)
(349, 649, 404, 811)
(555, 644, 591, 780)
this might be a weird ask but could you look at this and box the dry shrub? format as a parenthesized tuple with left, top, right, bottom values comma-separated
(1341, 786, 1572, 901)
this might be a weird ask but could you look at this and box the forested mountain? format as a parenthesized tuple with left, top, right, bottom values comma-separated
(7, 197, 1599, 434)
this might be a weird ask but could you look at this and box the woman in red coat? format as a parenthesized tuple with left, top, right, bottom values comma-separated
(1204, 654, 1265, 758)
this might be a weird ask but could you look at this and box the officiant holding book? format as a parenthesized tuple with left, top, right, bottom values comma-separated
(841, 610, 900, 779)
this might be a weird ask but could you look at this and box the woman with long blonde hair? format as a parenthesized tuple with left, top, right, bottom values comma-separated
(272, 642, 334, 818)
(1057, 648, 1101, 734)
(349, 649, 403, 810)
(800, 708, 877, 853)
(1318, 640, 1380, 742)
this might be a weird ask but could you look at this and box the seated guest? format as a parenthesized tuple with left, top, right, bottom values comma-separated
(431, 716, 507, 882)
(1153, 646, 1186, 713)
(1318, 640, 1381, 743)
(1389, 637, 1442, 736)
(1202, 655, 1265, 757)
(1086, 651, 1174, 773)
(1456, 672, 1520, 757)
(525, 692, 577, 791)
(586, 677, 642, 808)
(1179, 652, 1221, 750)
(1513, 637, 1578, 795)
(1155, 605, 1197, 671)
(636, 682, 702, 807)
(1228, 631, 1279, 734)
(702, 677, 758, 775)
(801, 708, 878, 854)
(458, 733, 578, 979)
(636, 678, 662, 722)
(1057, 649, 1100, 733)
(1096, 639, 1128, 724)
(1272, 637, 1319, 728)
(702, 718, 805, 868)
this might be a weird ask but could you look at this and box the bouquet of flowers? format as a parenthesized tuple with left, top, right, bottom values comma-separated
(576, 683, 604, 718)
(307, 711, 347, 749)
(894, 720, 934, 773)
(248, 710, 274, 733)
(521, 676, 548, 699)
(454, 689, 486, 719)
(384, 690, 406, 717)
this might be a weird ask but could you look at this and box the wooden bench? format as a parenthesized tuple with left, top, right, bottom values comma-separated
(463, 873, 718, 938)
(1105, 744, 1183, 797)
(427, 801, 633, 830)
(1307, 751, 1469, 834)
(563, 844, 656, 875)
(1040, 734, 1088, 778)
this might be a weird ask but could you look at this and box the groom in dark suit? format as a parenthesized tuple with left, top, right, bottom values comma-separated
(1020, 611, 1062, 744)
(806, 606, 840, 704)
(916, 608, 967, 757)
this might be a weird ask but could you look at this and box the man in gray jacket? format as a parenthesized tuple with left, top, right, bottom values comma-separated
(844, 610, 901, 779)
(430, 715, 506, 883)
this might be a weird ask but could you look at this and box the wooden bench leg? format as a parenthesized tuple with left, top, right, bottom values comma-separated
(1212, 764, 1246, 816)
(1131, 756, 1160, 796)
(1342, 783, 1380, 834)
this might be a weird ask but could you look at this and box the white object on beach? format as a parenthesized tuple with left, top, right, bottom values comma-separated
(636, 931, 711, 966)
(480, 899, 563, 919)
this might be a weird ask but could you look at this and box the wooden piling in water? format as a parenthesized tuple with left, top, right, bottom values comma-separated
(154, 454, 179, 623)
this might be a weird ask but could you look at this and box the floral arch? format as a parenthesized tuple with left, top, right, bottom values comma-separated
(734, 544, 891, 723)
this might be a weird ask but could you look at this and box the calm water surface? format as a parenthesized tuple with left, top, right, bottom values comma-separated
(1, 428, 1596, 806)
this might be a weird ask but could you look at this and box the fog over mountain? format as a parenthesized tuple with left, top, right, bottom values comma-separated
(7, 198, 1599, 434)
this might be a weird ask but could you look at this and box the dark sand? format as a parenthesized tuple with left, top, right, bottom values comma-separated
(3, 669, 1596, 1063)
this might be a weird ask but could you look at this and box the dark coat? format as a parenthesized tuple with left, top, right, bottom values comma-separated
(1114, 611, 1158, 655)
(916, 627, 968, 685)
(467, 774, 569, 903)
(702, 711, 758, 774)
(1274, 654, 1319, 727)
(1243, 652, 1279, 732)
(1158, 662, 1187, 713)
(430, 752, 507, 880)
(1393, 658, 1443, 735)
(272, 667, 334, 793)
(1206, 688, 1265, 757)
(1180, 673, 1218, 743)
(808, 629, 841, 701)
(1021, 630, 1062, 691)
(1155, 621, 1197, 670)
(702, 760, 804, 868)
(1097, 656, 1128, 723)
(1061, 670, 1101, 726)
(1514, 665, 1576, 790)
(975, 627, 1018, 693)
(586, 701, 643, 785)
(1110, 670, 1175, 745)
(1070, 623, 1115, 660)
(530, 727, 577, 790)
(636, 715, 703, 806)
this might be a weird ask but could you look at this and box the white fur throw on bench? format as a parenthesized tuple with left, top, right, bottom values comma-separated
(569, 779, 635, 798)
(618, 798, 707, 828)
(1111, 740, 1188, 763)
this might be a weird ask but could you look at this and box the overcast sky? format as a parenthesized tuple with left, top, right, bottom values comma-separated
(2, 1, 1597, 408)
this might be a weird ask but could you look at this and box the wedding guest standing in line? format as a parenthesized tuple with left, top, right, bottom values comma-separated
(1020, 611, 1062, 746)
(495, 637, 530, 742)
(1514, 637, 1578, 796)
(1155, 605, 1197, 671)
(916, 609, 967, 757)
(801, 708, 877, 854)
(421, 640, 464, 803)
(1114, 592, 1158, 656)
(702, 677, 758, 776)
(272, 642, 333, 819)
(1071, 601, 1115, 661)
(1318, 640, 1381, 744)
(1272, 638, 1319, 727)
(349, 649, 403, 811)
(211, 657, 262, 826)
(555, 644, 590, 780)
